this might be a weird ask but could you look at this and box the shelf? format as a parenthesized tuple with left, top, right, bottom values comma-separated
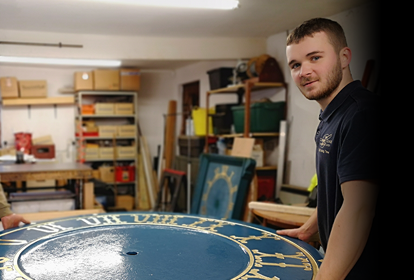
(83, 158, 136, 162)
(77, 114, 135, 118)
(208, 82, 285, 95)
(2, 96, 75, 106)
(256, 165, 277, 171)
(210, 132, 279, 138)
(76, 136, 136, 140)
(103, 181, 136, 185)
(76, 91, 137, 96)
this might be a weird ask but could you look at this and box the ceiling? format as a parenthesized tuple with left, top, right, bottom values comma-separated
(0, 0, 373, 69)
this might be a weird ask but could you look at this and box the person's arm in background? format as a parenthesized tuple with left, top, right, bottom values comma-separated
(277, 208, 318, 242)
(0, 184, 30, 230)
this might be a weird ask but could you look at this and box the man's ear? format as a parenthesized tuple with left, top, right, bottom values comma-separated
(340, 47, 352, 69)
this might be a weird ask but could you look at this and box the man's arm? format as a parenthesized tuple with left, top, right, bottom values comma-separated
(315, 180, 378, 280)
(277, 208, 318, 242)
(0, 184, 30, 230)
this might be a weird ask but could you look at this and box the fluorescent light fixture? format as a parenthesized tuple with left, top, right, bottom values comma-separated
(89, 0, 239, 10)
(0, 56, 121, 67)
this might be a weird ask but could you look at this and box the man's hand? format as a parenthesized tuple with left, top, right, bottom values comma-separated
(277, 227, 315, 242)
(276, 208, 318, 243)
(1, 213, 30, 230)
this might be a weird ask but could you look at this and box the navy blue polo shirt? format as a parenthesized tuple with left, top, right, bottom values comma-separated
(315, 80, 379, 279)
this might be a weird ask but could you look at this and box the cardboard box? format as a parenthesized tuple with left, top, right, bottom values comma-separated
(120, 68, 140, 91)
(115, 103, 134, 115)
(116, 146, 136, 158)
(98, 125, 117, 137)
(84, 147, 99, 160)
(99, 166, 115, 183)
(0, 77, 19, 98)
(117, 125, 136, 137)
(93, 70, 119, 90)
(95, 103, 114, 115)
(99, 147, 114, 159)
(0, 147, 16, 156)
(19, 80, 47, 98)
(32, 135, 54, 145)
(116, 195, 134, 210)
(74, 72, 93, 91)
(31, 144, 55, 159)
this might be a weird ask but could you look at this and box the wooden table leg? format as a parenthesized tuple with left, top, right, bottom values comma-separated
(83, 181, 94, 209)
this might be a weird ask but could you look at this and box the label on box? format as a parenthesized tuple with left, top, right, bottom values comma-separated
(19, 80, 47, 98)
(75, 72, 93, 91)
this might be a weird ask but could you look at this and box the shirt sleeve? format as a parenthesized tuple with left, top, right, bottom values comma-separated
(338, 107, 380, 184)
(0, 184, 13, 218)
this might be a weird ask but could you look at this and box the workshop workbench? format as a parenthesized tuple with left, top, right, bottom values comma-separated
(0, 162, 94, 209)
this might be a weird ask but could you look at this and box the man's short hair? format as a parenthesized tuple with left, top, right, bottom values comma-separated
(287, 18, 348, 53)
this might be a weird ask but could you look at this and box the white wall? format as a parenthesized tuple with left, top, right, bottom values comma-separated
(266, 2, 380, 188)
(0, 29, 266, 61)
(138, 71, 175, 159)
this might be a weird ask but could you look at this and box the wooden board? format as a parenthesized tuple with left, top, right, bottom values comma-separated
(249, 201, 315, 216)
(164, 100, 176, 169)
(83, 182, 94, 209)
(2, 96, 74, 106)
(17, 209, 105, 222)
(137, 152, 151, 210)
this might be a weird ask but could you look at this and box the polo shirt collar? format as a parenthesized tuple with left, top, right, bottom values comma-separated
(319, 80, 362, 121)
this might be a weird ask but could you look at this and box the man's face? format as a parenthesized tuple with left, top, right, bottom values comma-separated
(286, 32, 342, 102)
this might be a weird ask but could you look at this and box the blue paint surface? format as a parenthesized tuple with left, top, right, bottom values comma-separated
(0, 213, 323, 280)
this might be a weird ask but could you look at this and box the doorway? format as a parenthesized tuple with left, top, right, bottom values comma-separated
(181, 81, 200, 135)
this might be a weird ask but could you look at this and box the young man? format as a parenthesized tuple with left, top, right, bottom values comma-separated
(0, 185, 30, 230)
(277, 18, 379, 279)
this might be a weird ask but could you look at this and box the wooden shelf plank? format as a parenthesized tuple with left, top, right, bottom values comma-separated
(2, 96, 75, 106)
(208, 132, 279, 138)
(208, 82, 285, 95)
(77, 114, 135, 118)
(256, 165, 277, 170)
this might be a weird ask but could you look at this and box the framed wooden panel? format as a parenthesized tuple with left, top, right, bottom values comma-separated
(191, 154, 256, 220)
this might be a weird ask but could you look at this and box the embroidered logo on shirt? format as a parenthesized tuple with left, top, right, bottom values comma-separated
(319, 134, 332, 148)
(319, 134, 332, 154)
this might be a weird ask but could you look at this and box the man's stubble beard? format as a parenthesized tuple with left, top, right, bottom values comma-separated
(301, 59, 343, 101)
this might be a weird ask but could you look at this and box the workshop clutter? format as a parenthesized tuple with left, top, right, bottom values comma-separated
(80, 102, 134, 116)
(2, 133, 56, 159)
(76, 120, 136, 138)
(74, 68, 140, 91)
(205, 54, 284, 91)
(189, 100, 285, 135)
(96, 164, 135, 183)
(80, 140, 136, 161)
(232, 100, 286, 133)
(191, 107, 215, 136)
